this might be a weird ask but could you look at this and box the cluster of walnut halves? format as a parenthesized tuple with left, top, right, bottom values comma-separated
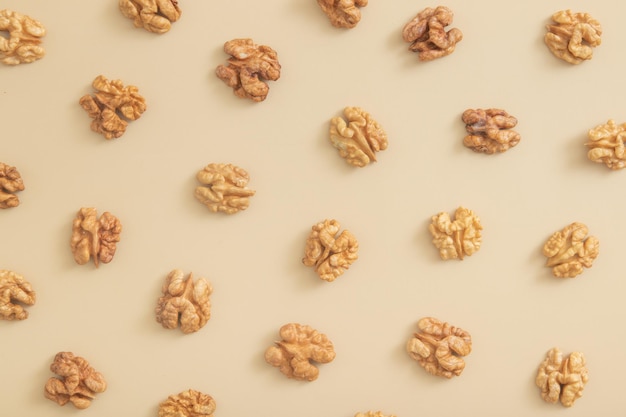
(303, 219, 359, 282)
(0, 162, 25, 209)
(158, 389, 216, 417)
(545, 10, 602, 65)
(317, 0, 368, 29)
(543, 222, 599, 278)
(194, 163, 256, 214)
(536, 347, 588, 407)
(44, 352, 107, 409)
(329, 107, 388, 167)
(462, 108, 521, 154)
(0, 270, 36, 320)
(119, 0, 181, 34)
(586, 119, 626, 170)
(70, 207, 122, 267)
(402, 6, 463, 61)
(0, 9, 46, 65)
(429, 206, 482, 260)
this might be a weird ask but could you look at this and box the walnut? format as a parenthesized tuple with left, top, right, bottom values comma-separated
(158, 389, 216, 417)
(545, 10, 602, 64)
(70, 207, 122, 267)
(119, 0, 181, 34)
(317, 0, 368, 29)
(194, 163, 256, 214)
(329, 107, 388, 167)
(155, 269, 213, 334)
(536, 348, 589, 407)
(0, 9, 46, 65)
(355, 412, 397, 417)
(264, 323, 336, 381)
(0, 270, 35, 320)
(302, 219, 359, 282)
(79, 75, 147, 140)
(44, 352, 107, 409)
(406, 317, 472, 378)
(543, 222, 599, 278)
(215, 38, 281, 102)
(428, 207, 482, 260)
(585, 119, 626, 170)
(462, 109, 521, 154)
(0, 162, 25, 209)
(402, 6, 463, 61)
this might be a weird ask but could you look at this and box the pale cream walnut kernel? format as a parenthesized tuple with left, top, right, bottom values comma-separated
(119, 0, 181, 34)
(216, 38, 281, 102)
(70, 207, 122, 267)
(428, 207, 482, 260)
(155, 269, 213, 334)
(0, 162, 25, 209)
(0, 270, 35, 320)
(406, 317, 472, 378)
(158, 389, 216, 417)
(317, 0, 368, 29)
(44, 352, 107, 409)
(402, 6, 463, 61)
(265, 323, 336, 381)
(302, 219, 358, 281)
(543, 222, 599, 278)
(585, 119, 626, 169)
(545, 10, 602, 64)
(329, 107, 388, 167)
(462, 108, 520, 154)
(536, 347, 588, 407)
(0, 9, 46, 65)
(194, 163, 256, 214)
(355, 412, 397, 417)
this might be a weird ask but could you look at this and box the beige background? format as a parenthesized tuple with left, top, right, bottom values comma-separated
(1, 0, 625, 416)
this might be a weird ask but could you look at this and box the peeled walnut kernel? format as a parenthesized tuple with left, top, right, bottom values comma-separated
(0, 270, 35, 320)
(70, 207, 122, 267)
(303, 219, 358, 282)
(0, 162, 25, 209)
(406, 317, 472, 378)
(329, 107, 388, 167)
(536, 348, 588, 407)
(462, 108, 521, 154)
(119, 0, 181, 34)
(0, 9, 46, 65)
(44, 352, 107, 409)
(543, 222, 599, 278)
(156, 269, 213, 334)
(429, 207, 482, 260)
(194, 163, 256, 214)
(317, 0, 368, 29)
(216, 38, 281, 102)
(265, 323, 336, 381)
(586, 119, 626, 170)
(545, 10, 601, 64)
(355, 412, 397, 417)
(402, 6, 463, 61)
(158, 389, 216, 417)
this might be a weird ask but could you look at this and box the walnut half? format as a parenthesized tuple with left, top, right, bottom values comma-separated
(402, 6, 463, 61)
(355, 412, 397, 417)
(0, 162, 25, 209)
(70, 207, 122, 267)
(585, 119, 626, 170)
(329, 107, 388, 167)
(194, 163, 256, 214)
(428, 207, 482, 260)
(44, 352, 107, 409)
(317, 0, 368, 29)
(536, 347, 588, 407)
(302, 219, 359, 281)
(0, 9, 46, 65)
(542, 222, 599, 278)
(545, 10, 602, 64)
(462, 108, 520, 154)
(119, 0, 181, 34)
(0, 270, 36, 320)
(158, 389, 216, 417)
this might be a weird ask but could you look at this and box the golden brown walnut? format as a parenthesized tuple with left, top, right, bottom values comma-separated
(536, 348, 589, 407)
(0, 9, 46, 65)
(215, 38, 281, 102)
(317, 0, 368, 29)
(158, 389, 216, 417)
(543, 222, 599, 278)
(79, 75, 147, 140)
(264, 323, 336, 381)
(330, 107, 388, 167)
(428, 207, 482, 260)
(0, 270, 35, 320)
(302, 219, 359, 282)
(402, 6, 463, 61)
(545, 10, 602, 64)
(406, 317, 472, 378)
(0, 162, 25, 209)
(194, 163, 256, 214)
(155, 269, 213, 334)
(585, 119, 626, 170)
(355, 412, 397, 417)
(119, 0, 181, 34)
(462, 109, 521, 154)
(44, 352, 107, 409)
(70, 207, 122, 267)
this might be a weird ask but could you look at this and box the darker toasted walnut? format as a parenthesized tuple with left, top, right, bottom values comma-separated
(317, 0, 368, 28)
(44, 352, 107, 409)
(462, 108, 521, 154)
(402, 6, 463, 61)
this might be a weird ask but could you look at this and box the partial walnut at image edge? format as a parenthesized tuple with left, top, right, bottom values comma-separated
(44, 352, 107, 409)
(194, 163, 256, 214)
(0, 270, 35, 320)
(542, 222, 599, 278)
(159, 389, 216, 417)
(119, 0, 181, 34)
(0, 9, 46, 65)
(545, 10, 602, 64)
(70, 207, 122, 267)
(462, 108, 521, 154)
(586, 119, 626, 169)
(0, 162, 25, 209)
(354, 412, 397, 417)
(402, 6, 463, 61)
(536, 347, 588, 407)
(329, 107, 388, 167)
(317, 0, 368, 28)
(302, 219, 359, 281)
(429, 206, 482, 260)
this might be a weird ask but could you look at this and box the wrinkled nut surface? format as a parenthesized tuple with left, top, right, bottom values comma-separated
(0, 162, 25, 209)
(406, 317, 472, 378)
(155, 269, 213, 334)
(545, 10, 602, 64)
(355, 412, 397, 417)
(79, 75, 147, 140)
(536, 348, 589, 407)
(462, 109, 521, 154)
(119, 0, 181, 34)
(402, 6, 463, 61)
(429, 207, 482, 260)
(302, 219, 359, 282)
(158, 389, 216, 417)
(265, 323, 336, 381)
(330, 107, 388, 167)
(44, 352, 107, 409)
(216, 38, 281, 102)
(585, 119, 626, 170)
(194, 163, 256, 214)
(0, 270, 35, 320)
(317, 0, 368, 28)
(70, 207, 122, 267)
(543, 222, 599, 278)
(0, 9, 46, 65)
